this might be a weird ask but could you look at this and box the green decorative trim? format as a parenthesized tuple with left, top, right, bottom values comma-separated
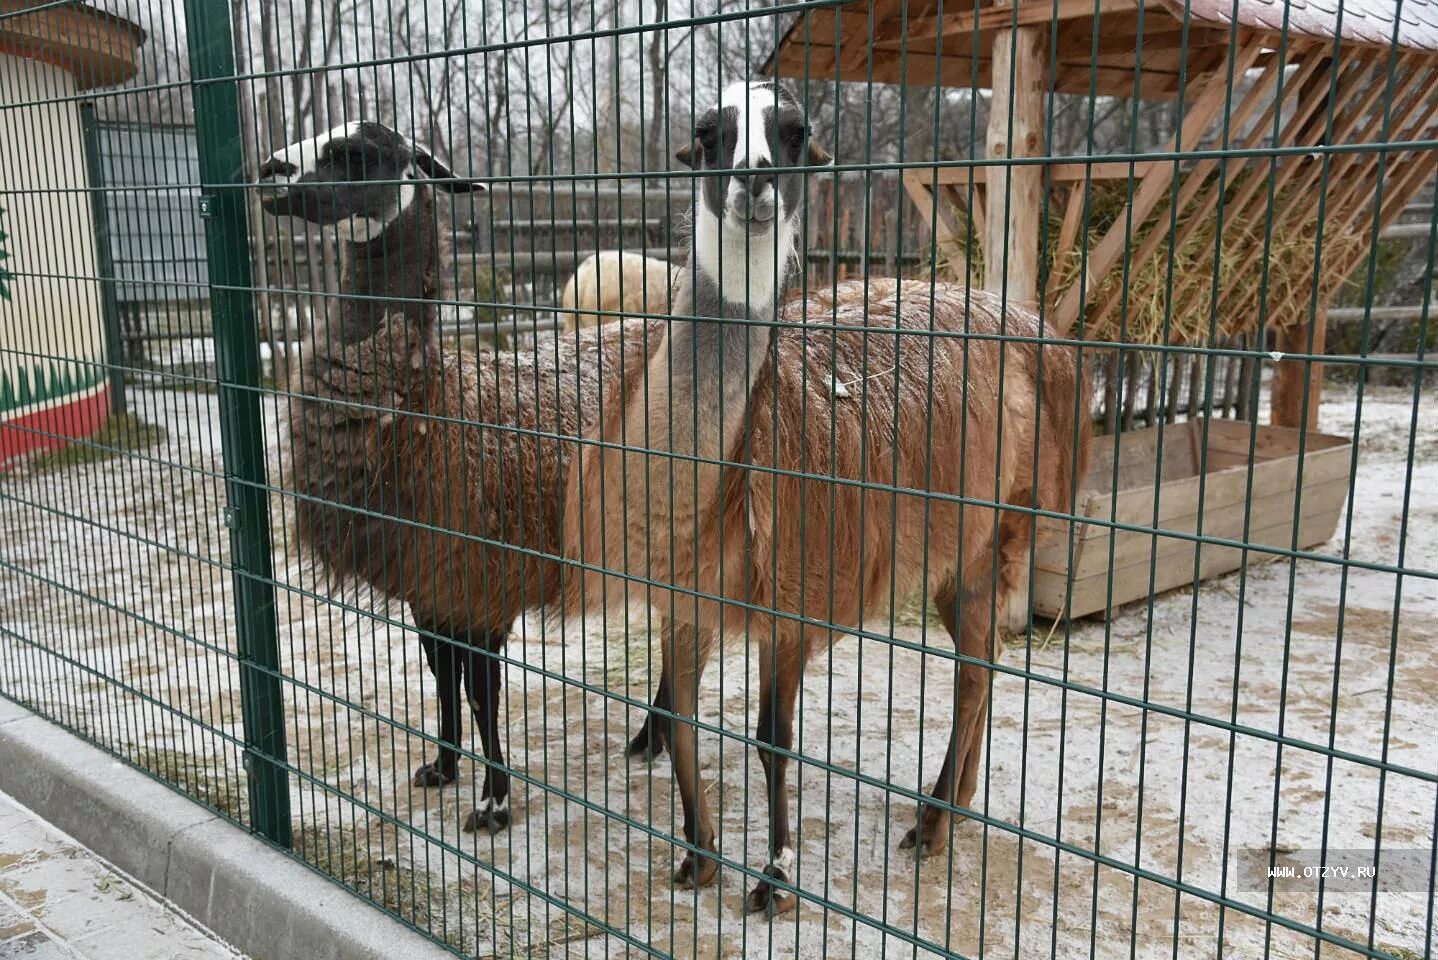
(0, 359, 107, 415)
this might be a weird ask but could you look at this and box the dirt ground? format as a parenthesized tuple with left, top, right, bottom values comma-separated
(1, 379, 1434, 960)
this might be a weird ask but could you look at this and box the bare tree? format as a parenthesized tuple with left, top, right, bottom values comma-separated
(645, 0, 668, 172)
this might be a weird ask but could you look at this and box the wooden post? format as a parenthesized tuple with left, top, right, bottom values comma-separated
(1271, 309, 1326, 431)
(983, 25, 1044, 306)
(986, 24, 1045, 630)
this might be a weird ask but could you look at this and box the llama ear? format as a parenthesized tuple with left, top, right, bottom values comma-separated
(806, 137, 833, 166)
(413, 148, 485, 193)
(675, 139, 698, 168)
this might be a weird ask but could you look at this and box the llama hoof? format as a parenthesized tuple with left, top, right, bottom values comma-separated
(412, 762, 456, 787)
(626, 725, 668, 761)
(674, 848, 719, 889)
(462, 798, 511, 834)
(745, 865, 797, 917)
(898, 826, 947, 859)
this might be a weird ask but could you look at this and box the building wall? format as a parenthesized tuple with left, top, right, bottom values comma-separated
(0, 53, 109, 461)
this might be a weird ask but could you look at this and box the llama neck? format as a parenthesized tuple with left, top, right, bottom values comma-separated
(691, 202, 796, 315)
(623, 207, 797, 561)
(565, 204, 801, 612)
(671, 205, 796, 465)
(333, 189, 438, 344)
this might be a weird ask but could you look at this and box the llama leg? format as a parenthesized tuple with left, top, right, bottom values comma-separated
(414, 630, 461, 787)
(744, 634, 803, 917)
(954, 676, 993, 810)
(627, 670, 672, 761)
(950, 514, 1023, 809)
(666, 620, 718, 888)
(902, 577, 995, 857)
(462, 630, 511, 833)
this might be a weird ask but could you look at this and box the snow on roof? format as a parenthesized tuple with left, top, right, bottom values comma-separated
(1165, 0, 1437, 54)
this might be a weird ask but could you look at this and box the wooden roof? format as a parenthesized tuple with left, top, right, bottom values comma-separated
(768, 0, 1438, 98)
(0, 0, 145, 90)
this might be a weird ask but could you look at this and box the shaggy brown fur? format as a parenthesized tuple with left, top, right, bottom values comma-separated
(289, 300, 663, 829)
(563, 278, 1091, 912)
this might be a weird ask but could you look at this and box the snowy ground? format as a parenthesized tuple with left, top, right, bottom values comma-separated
(0, 380, 1434, 960)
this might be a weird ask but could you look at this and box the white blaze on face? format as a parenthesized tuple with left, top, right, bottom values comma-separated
(265, 121, 364, 182)
(695, 81, 797, 311)
(720, 80, 777, 218)
(264, 121, 422, 240)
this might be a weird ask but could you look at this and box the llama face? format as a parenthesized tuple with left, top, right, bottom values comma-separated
(681, 82, 829, 234)
(256, 121, 477, 240)
(680, 82, 831, 308)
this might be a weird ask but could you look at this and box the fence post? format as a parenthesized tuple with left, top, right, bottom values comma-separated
(183, 0, 292, 847)
(79, 103, 126, 416)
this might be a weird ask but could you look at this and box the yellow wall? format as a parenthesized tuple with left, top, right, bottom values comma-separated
(0, 52, 106, 418)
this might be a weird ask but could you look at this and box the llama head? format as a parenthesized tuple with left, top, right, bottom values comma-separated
(256, 121, 481, 241)
(678, 81, 831, 308)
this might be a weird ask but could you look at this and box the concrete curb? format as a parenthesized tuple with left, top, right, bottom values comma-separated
(0, 696, 454, 960)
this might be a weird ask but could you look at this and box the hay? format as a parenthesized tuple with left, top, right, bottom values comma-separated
(936, 177, 1364, 345)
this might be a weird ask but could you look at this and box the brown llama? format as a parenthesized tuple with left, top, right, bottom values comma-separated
(561, 82, 1093, 915)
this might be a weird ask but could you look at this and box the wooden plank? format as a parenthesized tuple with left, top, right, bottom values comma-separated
(773, 42, 994, 90)
(904, 171, 966, 276)
(1049, 441, 1350, 556)
(902, 170, 939, 233)
(984, 24, 1046, 308)
(1050, 35, 1266, 336)
(1033, 423, 1352, 559)
(901, 0, 1140, 44)
(1052, 468, 1352, 573)
(1053, 21, 1232, 60)
(1043, 183, 1087, 305)
(929, 161, 1160, 184)
(1202, 417, 1351, 458)
(1069, 482, 1350, 583)
(1055, 182, 1086, 256)
(840, 0, 905, 73)
(1035, 497, 1350, 618)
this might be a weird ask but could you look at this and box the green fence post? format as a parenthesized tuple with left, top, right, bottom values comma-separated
(183, 0, 292, 847)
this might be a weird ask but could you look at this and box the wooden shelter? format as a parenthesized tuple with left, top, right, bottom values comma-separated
(769, 0, 1438, 429)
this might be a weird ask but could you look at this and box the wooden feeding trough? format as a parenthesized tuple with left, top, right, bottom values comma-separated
(1030, 420, 1353, 619)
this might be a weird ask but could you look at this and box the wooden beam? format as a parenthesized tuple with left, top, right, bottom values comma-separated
(1043, 183, 1087, 305)
(903, 171, 967, 274)
(902, 0, 1139, 44)
(1050, 35, 1265, 336)
(983, 24, 1046, 307)
(926, 160, 1161, 183)
(840, 0, 905, 73)
(1270, 308, 1326, 430)
(984, 23, 1046, 631)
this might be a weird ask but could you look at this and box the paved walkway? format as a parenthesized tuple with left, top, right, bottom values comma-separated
(0, 789, 244, 959)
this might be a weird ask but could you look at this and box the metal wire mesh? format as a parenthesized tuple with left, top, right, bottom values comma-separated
(0, 0, 1435, 956)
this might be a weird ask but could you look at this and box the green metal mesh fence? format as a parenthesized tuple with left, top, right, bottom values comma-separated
(1, 0, 1435, 956)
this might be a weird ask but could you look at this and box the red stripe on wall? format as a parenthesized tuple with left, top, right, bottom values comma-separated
(0, 387, 111, 468)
